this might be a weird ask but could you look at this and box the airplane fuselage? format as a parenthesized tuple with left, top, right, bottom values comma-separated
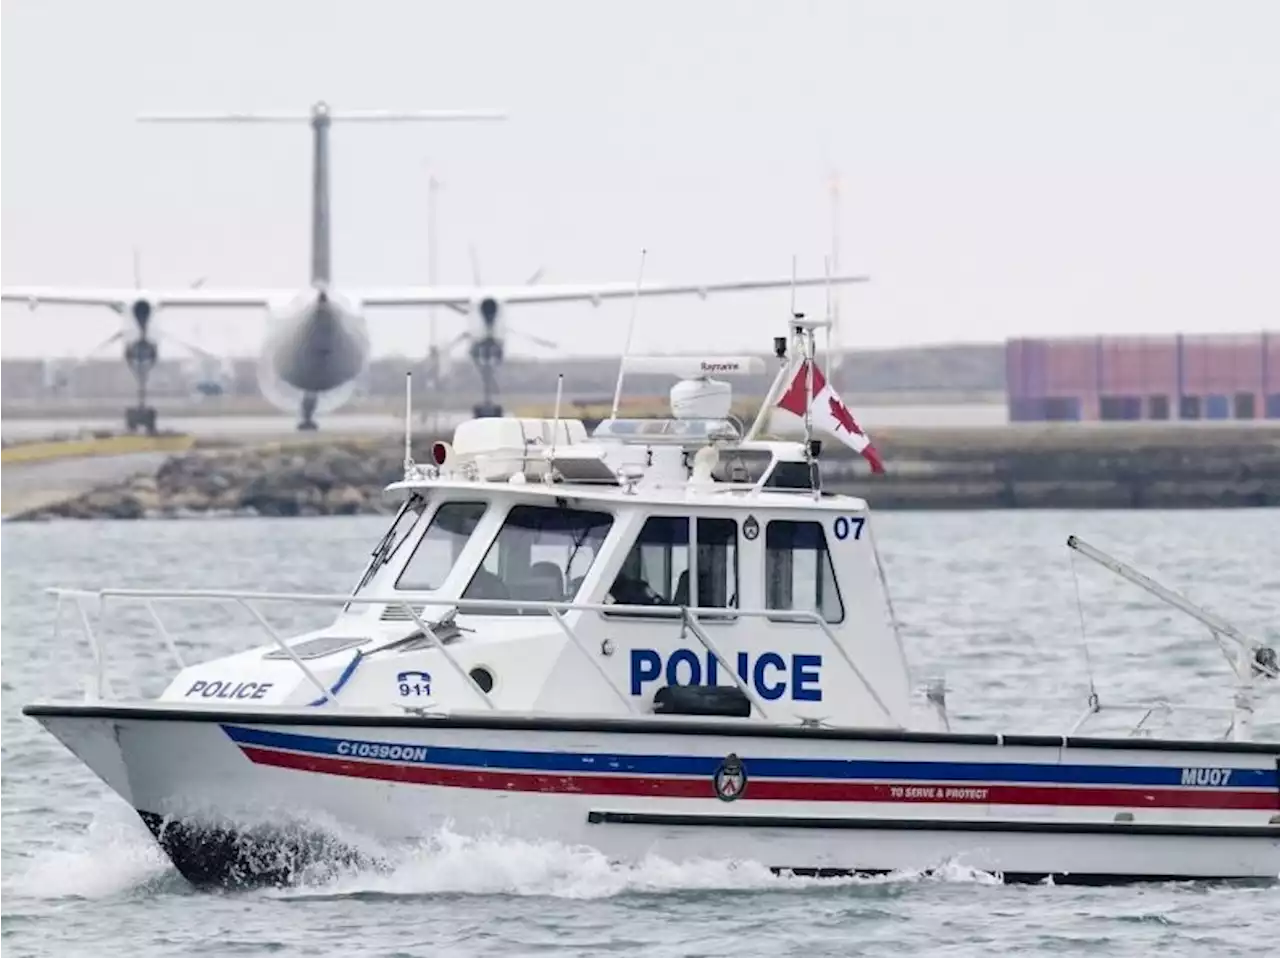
(259, 288, 369, 395)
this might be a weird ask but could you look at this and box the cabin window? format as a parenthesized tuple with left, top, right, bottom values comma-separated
(463, 504, 613, 613)
(713, 449, 773, 484)
(606, 516, 738, 613)
(396, 501, 487, 591)
(765, 520, 844, 623)
(353, 494, 427, 593)
(711, 450, 813, 490)
(764, 460, 815, 490)
(697, 518, 739, 609)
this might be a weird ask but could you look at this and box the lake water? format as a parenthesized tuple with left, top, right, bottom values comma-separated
(2, 511, 1278, 957)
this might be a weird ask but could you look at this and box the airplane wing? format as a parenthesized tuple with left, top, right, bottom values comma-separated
(0, 287, 280, 310)
(2, 274, 868, 311)
(357, 274, 869, 308)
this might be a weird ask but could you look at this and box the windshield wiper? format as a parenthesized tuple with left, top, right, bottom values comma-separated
(353, 496, 423, 593)
(378, 495, 425, 567)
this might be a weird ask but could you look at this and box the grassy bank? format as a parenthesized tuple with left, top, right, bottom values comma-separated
(0, 433, 195, 465)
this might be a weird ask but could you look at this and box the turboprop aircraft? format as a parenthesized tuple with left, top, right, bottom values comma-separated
(1, 101, 868, 431)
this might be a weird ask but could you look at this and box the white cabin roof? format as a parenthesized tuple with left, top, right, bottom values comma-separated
(387, 415, 868, 513)
(385, 475, 869, 513)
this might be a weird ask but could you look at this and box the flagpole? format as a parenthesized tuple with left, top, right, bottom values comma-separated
(801, 316, 819, 498)
(802, 314, 814, 450)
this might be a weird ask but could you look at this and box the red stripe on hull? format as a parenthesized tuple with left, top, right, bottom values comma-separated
(241, 746, 717, 797)
(238, 747, 1277, 810)
(744, 780, 1277, 810)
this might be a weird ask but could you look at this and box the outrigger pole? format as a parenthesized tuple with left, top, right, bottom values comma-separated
(1066, 535, 1277, 741)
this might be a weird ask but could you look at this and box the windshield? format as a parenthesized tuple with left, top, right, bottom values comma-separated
(395, 501, 488, 591)
(353, 494, 427, 593)
(463, 504, 614, 614)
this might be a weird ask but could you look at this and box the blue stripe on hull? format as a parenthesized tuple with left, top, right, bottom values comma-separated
(221, 725, 1278, 789)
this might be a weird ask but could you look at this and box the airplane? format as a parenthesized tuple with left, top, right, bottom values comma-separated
(422, 247, 563, 418)
(2, 100, 871, 433)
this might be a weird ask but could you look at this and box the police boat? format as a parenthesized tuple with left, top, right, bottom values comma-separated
(23, 316, 1280, 888)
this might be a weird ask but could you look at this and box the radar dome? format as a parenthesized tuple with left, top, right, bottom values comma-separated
(670, 377, 732, 420)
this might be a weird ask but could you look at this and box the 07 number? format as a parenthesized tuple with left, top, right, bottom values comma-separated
(833, 516, 865, 541)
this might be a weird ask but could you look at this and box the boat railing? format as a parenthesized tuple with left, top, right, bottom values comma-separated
(46, 588, 899, 725)
(1065, 697, 1248, 740)
(1065, 536, 1278, 744)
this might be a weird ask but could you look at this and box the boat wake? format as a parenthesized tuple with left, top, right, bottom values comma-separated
(12, 808, 1004, 902)
(266, 831, 1006, 900)
(11, 809, 180, 901)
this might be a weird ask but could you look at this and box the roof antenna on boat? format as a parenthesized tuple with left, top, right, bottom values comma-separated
(823, 254, 835, 378)
(789, 253, 798, 317)
(743, 259, 805, 442)
(403, 370, 415, 479)
(609, 247, 648, 420)
(787, 255, 813, 441)
(548, 372, 565, 480)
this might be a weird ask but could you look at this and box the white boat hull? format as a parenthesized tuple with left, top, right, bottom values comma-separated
(26, 704, 1280, 887)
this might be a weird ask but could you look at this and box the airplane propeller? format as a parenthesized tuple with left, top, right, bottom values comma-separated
(47, 250, 216, 395)
(458, 243, 557, 349)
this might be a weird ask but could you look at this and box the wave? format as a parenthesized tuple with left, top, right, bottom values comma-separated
(9, 809, 1002, 902)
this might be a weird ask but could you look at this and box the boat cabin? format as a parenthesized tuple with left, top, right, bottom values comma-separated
(159, 347, 923, 730)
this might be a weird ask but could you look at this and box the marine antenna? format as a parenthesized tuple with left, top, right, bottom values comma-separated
(609, 248, 649, 420)
(548, 372, 566, 480)
(403, 371, 415, 478)
(789, 254, 798, 316)
(829, 170, 843, 379)
(823, 254, 834, 381)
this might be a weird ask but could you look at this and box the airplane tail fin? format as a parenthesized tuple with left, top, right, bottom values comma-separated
(137, 103, 506, 288)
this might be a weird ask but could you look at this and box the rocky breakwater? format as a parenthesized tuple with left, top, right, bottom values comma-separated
(12, 424, 1280, 520)
(18, 439, 405, 520)
(822, 424, 1280, 508)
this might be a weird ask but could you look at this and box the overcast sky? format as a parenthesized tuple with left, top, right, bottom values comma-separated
(2, 0, 1277, 361)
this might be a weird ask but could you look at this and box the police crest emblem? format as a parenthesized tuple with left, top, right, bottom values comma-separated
(713, 753, 747, 802)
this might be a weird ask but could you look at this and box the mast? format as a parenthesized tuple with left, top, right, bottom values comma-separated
(426, 169, 441, 429)
(828, 171, 842, 384)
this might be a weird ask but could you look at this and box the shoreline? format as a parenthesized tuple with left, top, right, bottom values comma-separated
(5, 424, 1278, 520)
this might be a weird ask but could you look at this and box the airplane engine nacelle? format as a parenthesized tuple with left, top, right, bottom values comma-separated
(468, 296, 506, 370)
(470, 296, 507, 346)
(130, 297, 154, 330)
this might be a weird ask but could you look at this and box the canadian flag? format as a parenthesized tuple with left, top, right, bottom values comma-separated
(773, 361, 885, 474)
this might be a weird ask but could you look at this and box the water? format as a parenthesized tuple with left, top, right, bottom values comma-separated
(3, 511, 1278, 957)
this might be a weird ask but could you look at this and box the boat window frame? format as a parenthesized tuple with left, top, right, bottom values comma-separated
(763, 518, 845, 624)
(393, 499, 491, 593)
(712, 448, 774, 484)
(603, 513, 740, 619)
(349, 493, 428, 598)
(763, 459, 816, 491)
(460, 501, 617, 615)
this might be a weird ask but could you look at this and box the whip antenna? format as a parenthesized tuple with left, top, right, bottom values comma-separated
(823, 254, 833, 375)
(789, 254, 798, 317)
(548, 373, 566, 476)
(608, 248, 648, 420)
(403, 371, 414, 477)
